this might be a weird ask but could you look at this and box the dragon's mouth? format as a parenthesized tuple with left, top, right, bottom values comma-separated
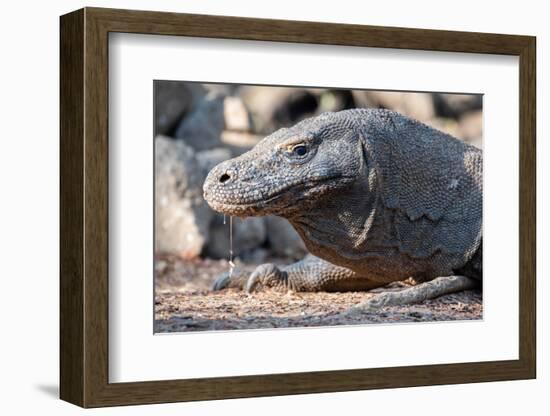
(204, 175, 354, 217)
(204, 199, 273, 217)
(205, 189, 288, 217)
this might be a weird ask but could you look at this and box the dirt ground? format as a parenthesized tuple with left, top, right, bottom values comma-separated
(154, 255, 482, 333)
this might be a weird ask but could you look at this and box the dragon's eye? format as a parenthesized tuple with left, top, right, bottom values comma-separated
(292, 145, 308, 156)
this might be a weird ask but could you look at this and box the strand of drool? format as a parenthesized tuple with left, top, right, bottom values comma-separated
(228, 216, 234, 278)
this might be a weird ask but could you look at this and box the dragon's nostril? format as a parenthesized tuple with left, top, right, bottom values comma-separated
(219, 173, 231, 183)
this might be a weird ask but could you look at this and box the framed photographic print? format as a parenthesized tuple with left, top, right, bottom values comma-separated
(60, 7, 536, 408)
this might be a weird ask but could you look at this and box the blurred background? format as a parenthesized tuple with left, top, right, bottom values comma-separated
(154, 81, 482, 293)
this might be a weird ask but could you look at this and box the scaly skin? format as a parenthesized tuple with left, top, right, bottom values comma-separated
(203, 109, 482, 307)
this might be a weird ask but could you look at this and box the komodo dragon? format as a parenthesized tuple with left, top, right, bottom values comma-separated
(202, 109, 482, 310)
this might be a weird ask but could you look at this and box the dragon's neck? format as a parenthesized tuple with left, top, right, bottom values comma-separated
(289, 175, 379, 261)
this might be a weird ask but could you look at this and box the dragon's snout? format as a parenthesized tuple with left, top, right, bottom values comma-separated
(203, 161, 239, 212)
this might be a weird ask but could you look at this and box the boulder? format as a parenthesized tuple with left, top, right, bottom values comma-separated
(433, 94, 483, 119)
(240, 86, 319, 133)
(220, 131, 264, 156)
(154, 81, 205, 136)
(175, 93, 254, 151)
(203, 83, 240, 96)
(316, 89, 355, 113)
(265, 216, 307, 260)
(155, 136, 212, 258)
(352, 91, 435, 122)
(240, 248, 269, 264)
(174, 92, 226, 151)
(196, 147, 232, 174)
(350, 90, 379, 108)
(206, 216, 267, 259)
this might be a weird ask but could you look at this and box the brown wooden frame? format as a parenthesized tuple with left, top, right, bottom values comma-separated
(60, 7, 536, 408)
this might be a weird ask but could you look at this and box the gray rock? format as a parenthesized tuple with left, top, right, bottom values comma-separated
(174, 92, 226, 151)
(350, 90, 379, 108)
(240, 248, 269, 264)
(154, 81, 205, 136)
(220, 131, 264, 156)
(433, 94, 482, 119)
(352, 91, 435, 122)
(203, 83, 240, 96)
(196, 147, 232, 174)
(240, 86, 319, 133)
(155, 136, 212, 258)
(316, 89, 355, 113)
(175, 93, 253, 151)
(265, 216, 307, 259)
(207, 216, 267, 259)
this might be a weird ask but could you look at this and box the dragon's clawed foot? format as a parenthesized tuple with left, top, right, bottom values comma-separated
(245, 263, 289, 293)
(211, 268, 249, 291)
(211, 263, 289, 293)
(211, 273, 231, 291)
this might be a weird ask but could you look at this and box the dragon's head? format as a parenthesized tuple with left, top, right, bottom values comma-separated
(203, 111, 367, 217)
